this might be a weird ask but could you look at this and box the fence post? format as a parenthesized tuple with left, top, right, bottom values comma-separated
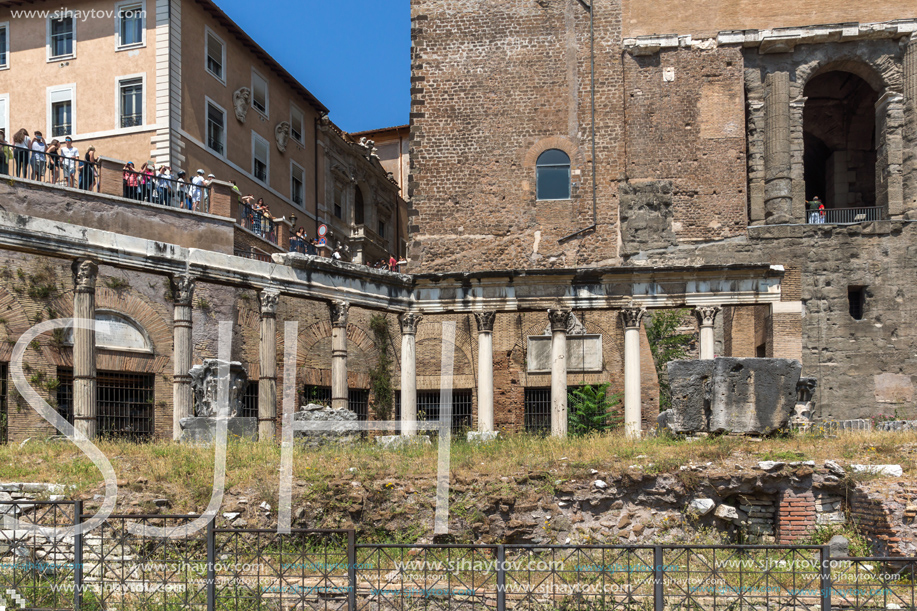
(206, 516, 216, 611)
(496, 545, 506, 611)
(821, 545, 831, 611)
(347, 530, 356, 611)
(654, 546, 664, 611)
(73, 500, 83, 611)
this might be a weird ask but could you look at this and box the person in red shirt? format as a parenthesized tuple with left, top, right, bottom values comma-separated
(389, 254, 398, 272)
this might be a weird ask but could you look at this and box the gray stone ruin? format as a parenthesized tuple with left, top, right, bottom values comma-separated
(294, 403, 360, 446)
(662, 358, 803, 435)
(179, 359, 257, 444)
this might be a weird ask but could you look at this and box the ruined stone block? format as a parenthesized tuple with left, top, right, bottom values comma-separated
(666, 360, 714, 433)
(709, 358, 802, 435)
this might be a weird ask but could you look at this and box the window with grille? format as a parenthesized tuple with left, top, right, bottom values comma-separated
(119, 77, 143, 128)
(207, 102, 225, 155)
(253, 133, 269, 184)
(206, 30, 224, 81)
(524, 388, 552, 434)
(291, 163, 305, 206)
(0, 23, 8, 69)
(0, 362, 7, 444)
(49, 86, 74, 138)
(57, 369, 154, 440)
(301, 385, 369, 418)
(251, 70, 269, 116)
(302, 384, 332, 406)
(49, 16, 75, 59)
(241, 381, 258, 419)
(396, 390, 472, 433)
(117, 3, 144, 48)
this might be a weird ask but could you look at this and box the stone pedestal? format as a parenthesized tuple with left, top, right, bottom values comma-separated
(259, 290, 280, 441)
(399, 313, 422, 436)
(548, 309, 570, 438)
(622, 307, 645, 439)
(474, 311, 495, 433)
(329, 301, 349, 411)
(72, 259, 98, 440)
(171, 275, 195, 440)
(179, 417, 258, 445)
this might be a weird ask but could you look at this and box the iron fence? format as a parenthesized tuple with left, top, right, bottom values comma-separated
(4, 500, 917, 611)
(290, 237, 319, 255)
(1, 143, 100, 192)
(806, 206, 886, 225)
(121, 167, 212, 213)
(239, 202, 278, 245)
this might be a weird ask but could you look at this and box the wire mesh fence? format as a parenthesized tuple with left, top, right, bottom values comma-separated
(3, 500, 916, 611)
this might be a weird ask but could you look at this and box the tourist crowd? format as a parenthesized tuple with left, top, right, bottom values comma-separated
(0, 128, 99, 190)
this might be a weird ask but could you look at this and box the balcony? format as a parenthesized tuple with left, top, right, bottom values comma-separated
(805, 206, 886, 225)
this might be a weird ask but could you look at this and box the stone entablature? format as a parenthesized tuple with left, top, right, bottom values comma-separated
(624, 19, 917, 55)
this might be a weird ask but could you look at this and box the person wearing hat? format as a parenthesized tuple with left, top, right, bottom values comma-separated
(191, 169, 207, 212)
(175, 170, 192, 209)
(29, 131, 47, 182)
(60, 136, 79, 188)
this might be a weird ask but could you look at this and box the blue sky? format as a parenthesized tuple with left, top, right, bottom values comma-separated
(215, 0, 411, 134)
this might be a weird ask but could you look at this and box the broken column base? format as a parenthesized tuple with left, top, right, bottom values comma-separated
(376, 435, 433, 449)
(467, 431, 499, 443)
(179, 417, 258, 445)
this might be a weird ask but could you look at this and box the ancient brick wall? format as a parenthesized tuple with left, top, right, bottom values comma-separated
(775, 489, 816, 544)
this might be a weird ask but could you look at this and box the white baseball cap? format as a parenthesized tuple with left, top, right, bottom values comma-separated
(197, 169, 205, 175)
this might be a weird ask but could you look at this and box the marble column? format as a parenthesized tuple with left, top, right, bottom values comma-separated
(621, 306, 646, 440)
(399, 313, 422, 436)
(329, 301, 350, 411)
(764, 70, 793, 224)
(548, 309, 570, 439)
(258, 289, 280, 441)
(474, 311, 496, 433)
(171, 275, 195, 440)
(72, 259, 98, 440)
(694, 306, 721, 360)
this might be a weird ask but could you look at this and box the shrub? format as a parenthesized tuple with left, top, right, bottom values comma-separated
(567, 383, 622, 436)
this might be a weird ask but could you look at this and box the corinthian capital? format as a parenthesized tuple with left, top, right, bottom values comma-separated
(259, 289, 280, 317)
(547, 309, 572, 333)
(474, 311, 496, 333)
(621, 306, 646, 329)
(694, 305, 721, 328)
(399, 312, 423, 335)
(72, 259, 98, 293)
(329, 300, 350, 328)
(170, 275, 195, 306)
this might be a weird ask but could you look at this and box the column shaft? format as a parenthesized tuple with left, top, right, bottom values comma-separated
(399, 313, 422, 436)
(171, 275, 194, 440)
(904, 35, 917, 214)
(764, 70, 793, 224)
(474, 312, 496, 433)
(695, 306, 721, 361)
(330, 301, 349, 411)
(72, 260, 98, 440)
(622, 307, 645, 440)
(548, 309, 570, 439)
(259, 290, 280, 441)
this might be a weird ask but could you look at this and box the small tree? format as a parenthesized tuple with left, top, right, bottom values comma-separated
(568, 383, 623, 436)
(645, 309, 695, 411)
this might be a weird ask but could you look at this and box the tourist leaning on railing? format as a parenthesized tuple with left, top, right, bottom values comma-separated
(0, 130, 9, 176)
(30, 131, 47, 182)
(12, 129, 29, 179)
(45, 139, 61, 184)
(79, 147, 99, 191)
(60, 137, 80, 188)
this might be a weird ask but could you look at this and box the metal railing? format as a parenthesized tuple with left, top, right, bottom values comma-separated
(6, 500, 917, 611)
(238, 201, 278, 245)
(0, 143, 100, 192)
(289, 237, 318, 255)
(806, 206, 886, 225)
(121, 168, 212, 213)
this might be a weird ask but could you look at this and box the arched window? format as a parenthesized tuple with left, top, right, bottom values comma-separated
(355, 187, 365, 225)
(536, 149, 571, 201)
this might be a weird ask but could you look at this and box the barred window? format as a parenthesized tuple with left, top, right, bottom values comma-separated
(58, 369, 154, 440)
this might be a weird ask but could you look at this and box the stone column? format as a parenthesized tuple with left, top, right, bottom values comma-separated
(747, 100, 767, 224)
(694, 306, 721, 360)
(399, 313, 422, 436)
(904, 34, 917, 216)
(621, 307, 646, 440)
(72, 259, 98, 440)
(171, 275, 195, 440)
(329, 301, 350, 411)
(258, 289, 280, 441)
(548, 309, 570, 438)
(876, 92, 905, 218)
(764, 70, 793, 224)
(474, 311, 496, 433)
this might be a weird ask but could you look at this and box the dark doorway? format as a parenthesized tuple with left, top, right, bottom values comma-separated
(803, 71, 878, 209)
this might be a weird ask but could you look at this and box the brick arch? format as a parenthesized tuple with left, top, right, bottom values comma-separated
(797, 57, 893, 95)
(522, 136, 581, 169)
(0, 286, 34, 362)
(295, 319, 379, 385)
(412, 317, 476, 375)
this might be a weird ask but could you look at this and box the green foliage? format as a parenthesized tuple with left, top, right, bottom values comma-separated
(806, 523, 872, 557)
(104, 276, 131, 291)
(645, 309, 695, 410)
(369, 315, 395, 421)
(567, 383, 622, 436)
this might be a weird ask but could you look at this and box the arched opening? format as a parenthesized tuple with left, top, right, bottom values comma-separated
(354, 186, 365, 225)
(803, 70, 879, 216)
(536, 149, 571, 200)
